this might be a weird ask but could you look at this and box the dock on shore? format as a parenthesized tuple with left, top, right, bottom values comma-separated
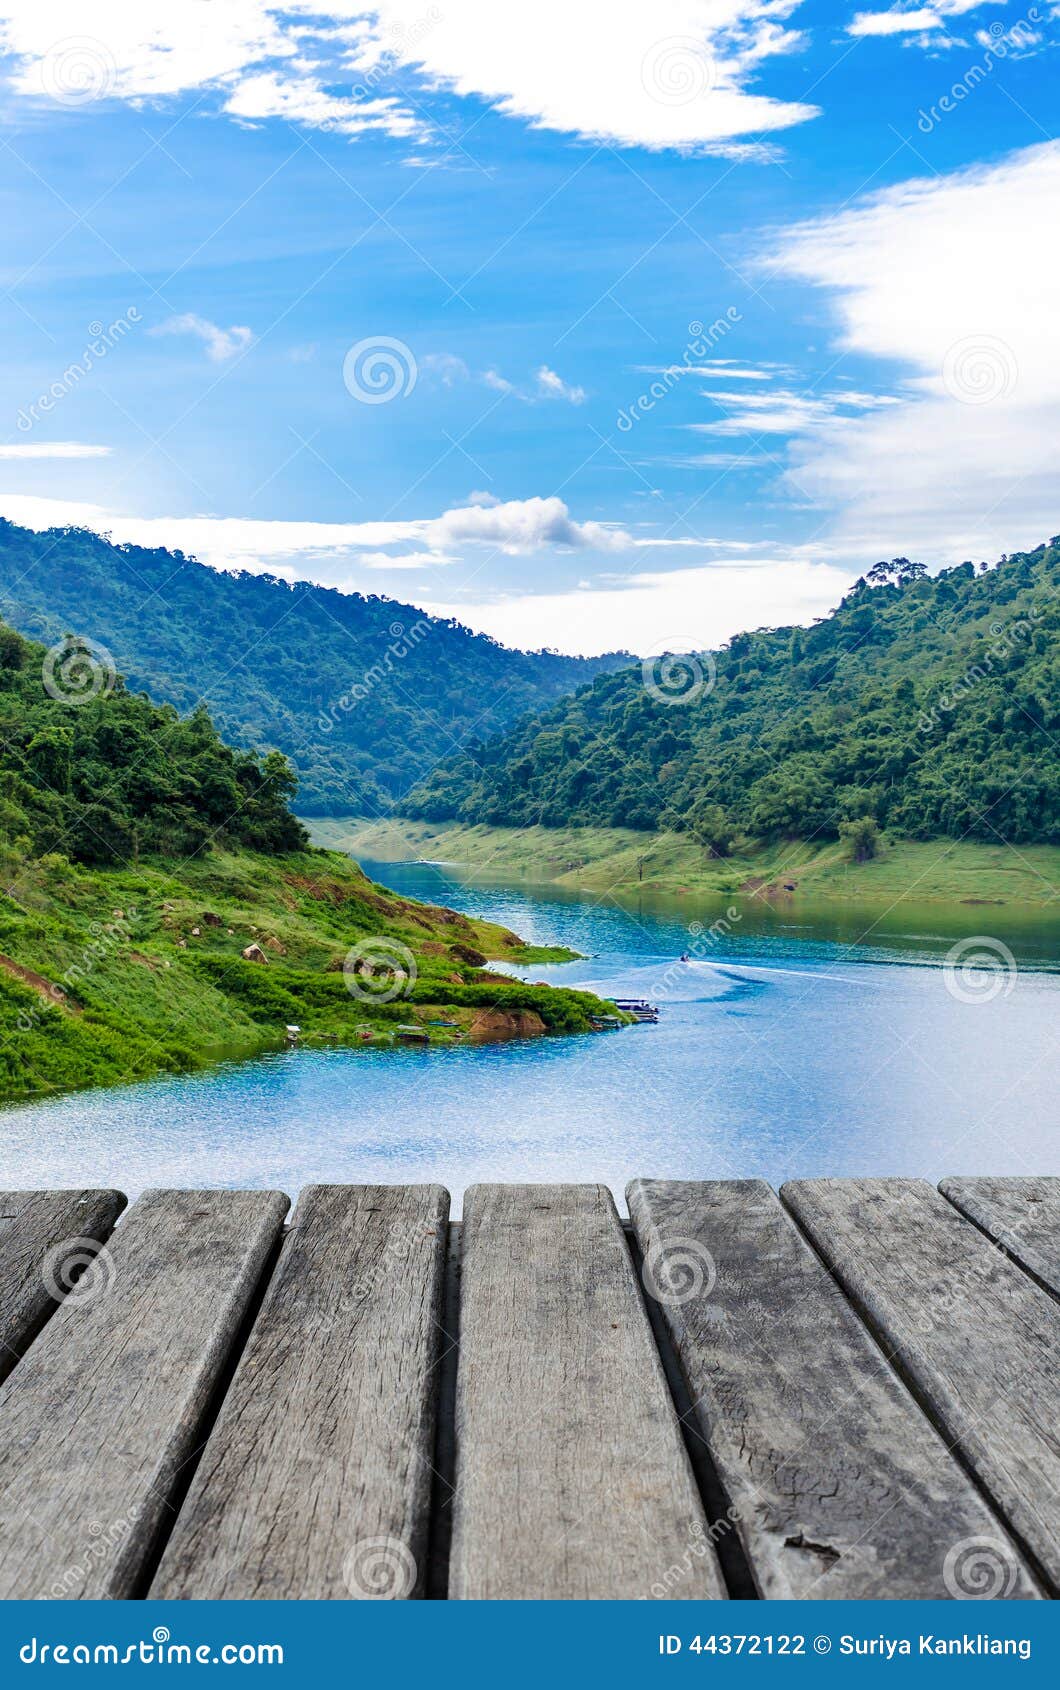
(0, 1176, 1056, 1601)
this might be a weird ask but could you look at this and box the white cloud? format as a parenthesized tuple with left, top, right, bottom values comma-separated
(534, 365, 586, 404)
(764, 140, 1060, 561)
(689, 386, 896, 435)
(150, 313, 255, 362)
(0, 491, 631, 571)
(433, 495, 629, 553)
(847, 0, 1008, 36)
(0, 441, 111, 458)
(419, 555, 853, 654)
(0, 488, 856, 650)
(0, 2, 818, 152)
(847, 7, 945, 35)
(422, 353, 586, 404)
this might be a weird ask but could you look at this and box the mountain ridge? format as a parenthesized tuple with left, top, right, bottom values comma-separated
(405, 541, 1060, 848)
(0, 519, 629, 817)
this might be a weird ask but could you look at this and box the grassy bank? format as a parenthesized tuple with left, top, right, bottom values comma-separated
(0, 846, 618, 1103)
(311, 816, 1060, 908)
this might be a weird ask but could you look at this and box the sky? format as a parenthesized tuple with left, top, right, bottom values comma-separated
(0, 0, 1058, 656)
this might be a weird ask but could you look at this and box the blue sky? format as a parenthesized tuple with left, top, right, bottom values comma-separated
(1, 1, 1058, 653)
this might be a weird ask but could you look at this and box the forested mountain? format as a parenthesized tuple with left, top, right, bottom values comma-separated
(407, 540, 1060, 848)
(0, 618, 306, 863)
(0, 521, 628, 816)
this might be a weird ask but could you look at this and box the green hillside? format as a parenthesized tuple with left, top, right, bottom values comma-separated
(0, 520, 628, 817)
(407, 542, 1060, 851)
(0, 620, 620, 1100)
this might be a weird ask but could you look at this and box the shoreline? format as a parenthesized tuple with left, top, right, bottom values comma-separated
(305, 815, 1060, 913)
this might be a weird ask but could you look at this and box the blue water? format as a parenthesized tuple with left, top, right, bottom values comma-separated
(1, 860, 1058, 1211)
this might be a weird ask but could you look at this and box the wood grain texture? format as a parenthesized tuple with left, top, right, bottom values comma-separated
(940, 1177, 1060, 1300)
(152, 1184, 449, 1600)
(783, 1178, 1060, 1594)
(0, 1189, 125, 1384)
(627, 1179, 1039, 1599)
(449, 1183, 724, 1600)
(0, 1187, 287, 1598)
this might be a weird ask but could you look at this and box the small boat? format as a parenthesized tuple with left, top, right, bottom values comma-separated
(612, 998, 660, 1024)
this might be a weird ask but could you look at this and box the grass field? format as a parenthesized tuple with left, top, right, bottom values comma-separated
(311, 816, 1060, 909)
(0, 846, 612, 1102)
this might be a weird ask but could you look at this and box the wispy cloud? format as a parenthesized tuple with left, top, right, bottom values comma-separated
(765, 139, 1060, 561)
(422, 353, 586, 404)
(149, 313, 254, 362)
(688, 386, 897, 436)
(0, 441, 111, 458)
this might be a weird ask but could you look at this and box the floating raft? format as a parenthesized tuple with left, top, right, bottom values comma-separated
(0, 1177, 1057, 1600)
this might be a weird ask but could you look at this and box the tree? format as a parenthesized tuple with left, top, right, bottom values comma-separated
(839, 816, 881, 863)
(689, 803, 735, 858)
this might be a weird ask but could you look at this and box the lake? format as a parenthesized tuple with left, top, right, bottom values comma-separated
(2, 859, 1058, 1211)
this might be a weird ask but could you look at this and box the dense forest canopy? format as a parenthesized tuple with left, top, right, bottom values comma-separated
(0, 619, 306, 864)
(407, 540, 1060, 848)
(0, 521, 628, 816)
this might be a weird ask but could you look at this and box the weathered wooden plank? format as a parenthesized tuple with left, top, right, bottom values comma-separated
(783, 1178, 1060, 1594)
(628, 1179, 1039, 1599)
(152, 1184, 449, 1600)
(940, 1177, 1060, 1300)
(0, 1187, 287, 1599)
(0, 1189, 125, 1384)
(449, 1183, 724, 1600)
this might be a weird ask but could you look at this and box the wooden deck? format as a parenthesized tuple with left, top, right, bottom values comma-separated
(0, 1177, 1057, 1601)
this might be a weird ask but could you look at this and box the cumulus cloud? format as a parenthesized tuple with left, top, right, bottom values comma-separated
(0, 1, 819, 152)
(150, 313, 254, 362)
(764, 140, 1060, 561)
(432, 495, 629, 553)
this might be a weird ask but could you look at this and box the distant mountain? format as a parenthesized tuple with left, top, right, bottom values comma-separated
(0, 520, 629, 816)
(406, 540, 1060, 847)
